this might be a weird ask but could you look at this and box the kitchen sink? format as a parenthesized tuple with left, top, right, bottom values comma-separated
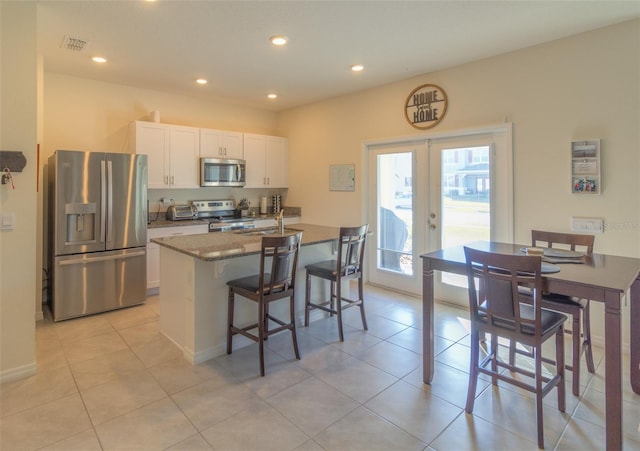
(234, 227, 300, 236)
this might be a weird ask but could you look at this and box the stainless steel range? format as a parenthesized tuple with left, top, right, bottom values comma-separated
(191, 199, 255, 232)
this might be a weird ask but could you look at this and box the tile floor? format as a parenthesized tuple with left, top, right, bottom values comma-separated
(1, 284, 639, 450)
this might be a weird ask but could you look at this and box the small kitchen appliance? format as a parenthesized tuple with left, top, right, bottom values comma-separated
(191, 199, 255, 232)
(166, 204, 197, 221)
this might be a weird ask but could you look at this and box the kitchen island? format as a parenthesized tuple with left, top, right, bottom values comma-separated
(152, 224, 340, 363)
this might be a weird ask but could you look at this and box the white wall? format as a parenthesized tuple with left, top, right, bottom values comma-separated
(278, 20, 640, 345)
(0, 1, 38, 382)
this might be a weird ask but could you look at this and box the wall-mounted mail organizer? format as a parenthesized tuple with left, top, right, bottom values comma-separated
(571, 140, 600, 195)
(0, 150, 27, 173)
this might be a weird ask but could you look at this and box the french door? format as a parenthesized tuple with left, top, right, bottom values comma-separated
(366, 125, 513, 306)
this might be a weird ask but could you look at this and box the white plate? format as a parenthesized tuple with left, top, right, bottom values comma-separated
(543, 248, 583, 258)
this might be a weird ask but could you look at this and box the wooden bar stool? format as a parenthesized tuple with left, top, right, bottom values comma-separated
(304, 225, 368, 341)
(510, 230, 595, 396)
(226, 232, 302, 376)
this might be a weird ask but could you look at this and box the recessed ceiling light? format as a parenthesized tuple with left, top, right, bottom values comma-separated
(351, 64, 364, 72)
(267, 93, 278, 99)
(270, 35, 288, 46)
(196, 78, 207, 85)
(92, 56, 107, 63)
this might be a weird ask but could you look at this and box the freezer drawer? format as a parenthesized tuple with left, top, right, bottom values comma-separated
(52, 248, 147, 321)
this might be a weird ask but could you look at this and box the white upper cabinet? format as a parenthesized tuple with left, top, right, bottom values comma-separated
(243, 133, 288, 188)
(129, 121, 199, 189)
(200, 128, 243, 160)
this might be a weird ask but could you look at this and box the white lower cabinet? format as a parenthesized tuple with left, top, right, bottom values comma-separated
(147, 224, 208, 292)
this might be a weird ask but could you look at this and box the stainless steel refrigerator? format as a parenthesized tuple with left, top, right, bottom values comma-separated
(48, 150, 148, 321)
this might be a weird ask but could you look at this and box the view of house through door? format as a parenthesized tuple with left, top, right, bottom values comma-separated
(366, 125, 513, 306)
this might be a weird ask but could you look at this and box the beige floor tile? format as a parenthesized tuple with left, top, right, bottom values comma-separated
(61, 329, 128, 365)
(376, 303, 421, 327)
(294, 439, 325, 450)
(130, 331, 184, 368)
(266, 326, 327, 359)
(470, 385, 570, 447)
(149, 357, 235, 395)
(54, 314, 114, 344)
(117, 318, 162, 348)
(70, 347, 146, 391)
(435, 342, 474, 373)
(172, 379, 263, 431)
(95, 397, 197, 450)
(166, 433, 213, 450)
(0, 393, 92, 450)
(35, 337, 68, 372)
(330, 328, 382, 356)
(267, 377, 359, 436)
(430, 411, 538, 450)
(385, 326, 423, 354)
(294, 342, 352, 374)
(105, 302, 158, 330)
(314, 406, 426, 450)
(573, 384, 640, 442)
(345, 312, 410, 340)
(244, 360, 312, 399)
(39, 428, 102, 450)
(364, 380, 462, 444)
(356, 340, 421, 378)
(314, 356, 398, 403)
(304, 316, 358, 343)
(556, 416, 640, 450)
(214, 342, 289, 380)
(81, 370, 167, 425)
(201, 400, 310, 450)
(0, 364, 77, 417)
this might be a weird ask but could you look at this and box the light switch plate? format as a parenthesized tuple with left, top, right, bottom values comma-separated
(571, 216, 604, 234)
(1, 212, 15, 230)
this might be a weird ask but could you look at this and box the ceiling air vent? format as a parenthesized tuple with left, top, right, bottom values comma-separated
(61, 35, 89, 52)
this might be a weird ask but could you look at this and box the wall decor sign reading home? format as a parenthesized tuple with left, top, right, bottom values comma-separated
(404, 84, 448, 130)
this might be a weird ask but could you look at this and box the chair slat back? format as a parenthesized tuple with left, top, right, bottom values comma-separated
(338, 225, 368, 276)
(260, 232, 302, 295)
(464, 246, 543, 336)
(531, 230, 594, 254)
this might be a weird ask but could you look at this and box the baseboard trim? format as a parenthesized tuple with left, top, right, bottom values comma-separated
(1, 361, 37, 384)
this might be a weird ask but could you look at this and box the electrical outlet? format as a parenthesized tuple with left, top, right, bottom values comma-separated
(571, 216, 604, 234)
(161, 197, 172, 207)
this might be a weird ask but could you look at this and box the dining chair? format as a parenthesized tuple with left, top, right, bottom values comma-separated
(464, 246, 566, 449)
(226, 232, 302, 376)
(509, 230, 595, 396)
(304, 224, 368, 341)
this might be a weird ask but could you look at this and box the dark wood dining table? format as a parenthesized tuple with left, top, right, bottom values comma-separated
(420, 241, 640, 451)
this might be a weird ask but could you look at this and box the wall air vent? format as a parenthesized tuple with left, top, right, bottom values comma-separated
(61, 35, 89, 52)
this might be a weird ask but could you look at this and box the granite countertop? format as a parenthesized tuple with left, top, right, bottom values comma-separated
(147, 213, 300, 229)
(151, 223, 339, 262)
(147, 218, 209, 229)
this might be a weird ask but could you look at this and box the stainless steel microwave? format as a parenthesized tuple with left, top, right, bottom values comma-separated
(200, 158, 245, 187)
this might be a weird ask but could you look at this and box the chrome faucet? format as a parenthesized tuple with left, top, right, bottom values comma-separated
(277, 209, 285, 235)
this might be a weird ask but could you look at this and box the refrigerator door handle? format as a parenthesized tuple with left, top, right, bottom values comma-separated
(107, 160, 114, 243)
(58, 250, 146, 266)
(100, 160, 106, 243)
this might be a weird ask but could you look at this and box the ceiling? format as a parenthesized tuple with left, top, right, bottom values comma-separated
(37, 1, 640, 112)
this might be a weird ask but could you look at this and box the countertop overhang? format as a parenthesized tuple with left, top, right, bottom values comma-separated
(151, 223, 340, 261)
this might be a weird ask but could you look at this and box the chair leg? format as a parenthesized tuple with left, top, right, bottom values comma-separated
(582, 301, 595, 373)
(571, 313, 581, 396)
(330, 279, 336, 317)
(534, 344, 545, 449)
(508, 340, 516, 367)
(358, 276, 368, 331)
(304, 271, 311, 327)
(227, 288, 235, 355)
(336, 280, 344, 341)
(290, 295, 300, 360)
(258, 301, 266, 377)
(490, 334, 498, 386)
(556, 327, 566, 413)
(465, 330, 480, 413)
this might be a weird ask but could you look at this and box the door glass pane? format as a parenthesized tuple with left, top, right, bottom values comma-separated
(441, 146, 491, 286)
(377, 153, 412, 275)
